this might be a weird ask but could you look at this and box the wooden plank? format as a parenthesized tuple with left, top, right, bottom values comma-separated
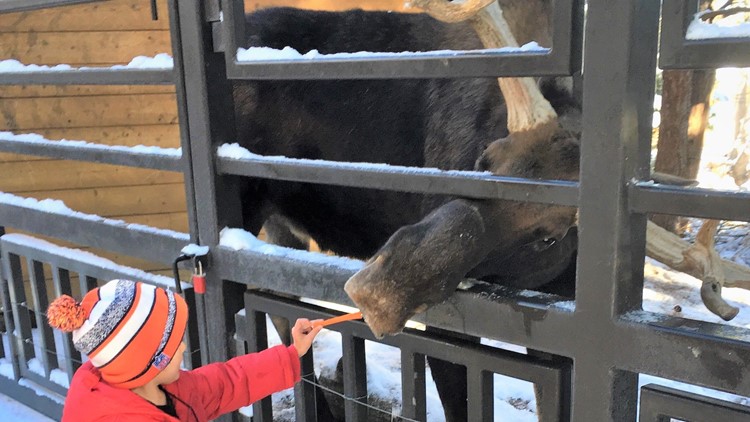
(0, 160, 183, 192)
(15, 183, 187, 216)
(123, 211, 189, 233)
(0, 0, 170, 32)
(83, 249, 177, 272)
(0, 94, 178, 130)
(0, 31, 171, 66)
(0, 84, 174, 99)
(0, 124, 181, 162)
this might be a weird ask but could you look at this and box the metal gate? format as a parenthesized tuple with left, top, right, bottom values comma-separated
(1, 0, 750, 421)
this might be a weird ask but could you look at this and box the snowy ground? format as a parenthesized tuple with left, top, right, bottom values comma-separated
(0, 394, 53, 421)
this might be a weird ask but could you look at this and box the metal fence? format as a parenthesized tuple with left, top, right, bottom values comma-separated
(1, 0, 750, 421)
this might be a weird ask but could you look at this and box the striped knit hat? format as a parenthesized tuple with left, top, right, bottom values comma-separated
(47, 279, 188, 389)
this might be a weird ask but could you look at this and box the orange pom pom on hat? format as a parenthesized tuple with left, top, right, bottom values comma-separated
(47, 279, 188, 389)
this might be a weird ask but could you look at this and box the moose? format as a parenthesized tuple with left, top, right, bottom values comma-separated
(230, 0, 750, 420)
(231, 0, 580, 420)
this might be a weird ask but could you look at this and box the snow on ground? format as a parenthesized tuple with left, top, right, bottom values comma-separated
(0, 393, 53, 422)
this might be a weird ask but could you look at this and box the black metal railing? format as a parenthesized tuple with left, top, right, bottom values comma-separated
(0, 234, 202, 420)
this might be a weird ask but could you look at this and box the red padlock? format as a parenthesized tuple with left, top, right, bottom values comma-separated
(192, 261, 206, 294)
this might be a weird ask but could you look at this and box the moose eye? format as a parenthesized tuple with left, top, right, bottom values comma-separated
(532, 237, 557, 252)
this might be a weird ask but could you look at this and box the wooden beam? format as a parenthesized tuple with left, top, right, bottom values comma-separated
(0, 0, 170, 32)
(15, 183, 187, 216)
(0, 94, 178, 130)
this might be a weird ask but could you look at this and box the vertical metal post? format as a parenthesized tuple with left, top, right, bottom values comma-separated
(27, 260, 56, 377)
(52, 266, 79, 379)
(166, 0, 200, 249)
(0, 226, 7, 362)
(466, 368, 493, 422)
(78, 275, 98, 295)
(246, 310, 272, 421)
(5, 253, 34, 371)
(175, 0, 246, 371)
(401, 350, 427, 421)
(294, 351, 317, 421)
(342, 335, 367, 421)
(573, 0, 660, 420)
(0, 236, 19, 378)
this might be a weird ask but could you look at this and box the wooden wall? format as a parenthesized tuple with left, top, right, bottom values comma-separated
(0, 0, 409, 277)
(0, 0, 181, 276)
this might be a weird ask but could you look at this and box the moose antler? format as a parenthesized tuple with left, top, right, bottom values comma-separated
(647, 220, 750, 320)
(411, 0, 558, 137)
(411, 0, 750, 321)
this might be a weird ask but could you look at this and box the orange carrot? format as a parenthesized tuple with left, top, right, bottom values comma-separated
(313, 311, 363, 328)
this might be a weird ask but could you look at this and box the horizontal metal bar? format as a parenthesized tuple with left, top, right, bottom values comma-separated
(0, 69, 174, 85)
(618, 311, 750, 397)
(660, 0, 750, 69)
(661, 39, 750, 69)
(226, 51, 569, 80)
(0, 137, 183, 171)
(214, 246, 578, 354)
(0, 0, 101, 13)
(212, 245, 359, 305)
(217, 156, 580, 206)
(1, 235, 183, 290)
(640, 383, 750, 421)
(0, 200, 189, 265)
(629, 182, 750, 221)
(222, 0, 579, 80)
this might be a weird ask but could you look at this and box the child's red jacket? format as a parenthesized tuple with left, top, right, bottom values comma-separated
(61, 344, 301, 421)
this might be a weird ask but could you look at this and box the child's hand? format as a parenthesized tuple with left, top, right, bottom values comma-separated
(291, 318, 323, 357)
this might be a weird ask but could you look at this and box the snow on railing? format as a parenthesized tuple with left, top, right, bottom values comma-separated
(687, 10, 750, 40)
(219, 227, 364, 272)
(0, 131, 180, 156)
(0, 131, 181, 170)
(0, 54, 174, 72)
(0, 191, 188, 240)
(217, 142, 491, 177)
(236, 43, 548, 62)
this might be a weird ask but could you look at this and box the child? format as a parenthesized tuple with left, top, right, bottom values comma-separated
(47, 279, 323, 421)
